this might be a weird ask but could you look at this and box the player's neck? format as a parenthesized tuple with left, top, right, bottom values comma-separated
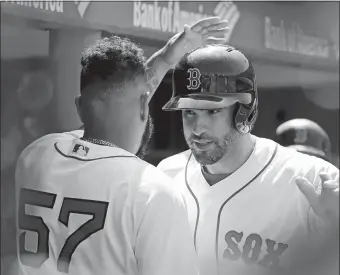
(83, 128, 127, 151)
(205, 134, 256, 175)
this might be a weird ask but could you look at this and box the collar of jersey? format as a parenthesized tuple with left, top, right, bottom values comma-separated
(54, 138, 136, 161)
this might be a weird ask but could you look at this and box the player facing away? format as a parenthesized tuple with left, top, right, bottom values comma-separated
(275, 118, 332, 162)
(158, 45, 339, 275)
(14, 18, 230, 275)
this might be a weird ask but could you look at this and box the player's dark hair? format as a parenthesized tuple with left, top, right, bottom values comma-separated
(80, 36, 146, 96)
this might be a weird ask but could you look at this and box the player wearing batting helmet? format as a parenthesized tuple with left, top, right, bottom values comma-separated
(158, 45, 339, 275)
(276, 118, 331, 162)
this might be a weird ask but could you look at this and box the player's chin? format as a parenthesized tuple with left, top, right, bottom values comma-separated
(191, 149, 219, 165)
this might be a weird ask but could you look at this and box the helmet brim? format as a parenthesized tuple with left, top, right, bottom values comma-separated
(162, 93, 252, 111)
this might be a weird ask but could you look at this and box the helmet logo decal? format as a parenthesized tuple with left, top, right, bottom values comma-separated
(224, 78, 228, 87)
(187, 68, 201, 90)
(294, 128, 308, 143)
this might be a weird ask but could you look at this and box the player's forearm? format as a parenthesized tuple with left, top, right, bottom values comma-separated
(145, 32, 184, 101)
(145, 50, 171, 101)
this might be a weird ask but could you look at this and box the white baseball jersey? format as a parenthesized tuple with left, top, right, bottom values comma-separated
(158, 136, 339, 275)
(15, 130, 199, 275)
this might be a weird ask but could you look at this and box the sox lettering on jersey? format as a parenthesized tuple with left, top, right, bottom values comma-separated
(223, 230, 288, 268)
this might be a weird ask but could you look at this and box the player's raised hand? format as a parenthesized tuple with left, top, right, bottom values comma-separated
(296, 172, 339, 225)
(161, 17, 229, 67)
(184, 16, 230, 46)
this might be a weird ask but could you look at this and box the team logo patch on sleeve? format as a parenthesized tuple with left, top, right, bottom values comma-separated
(72, 144, 89, 157)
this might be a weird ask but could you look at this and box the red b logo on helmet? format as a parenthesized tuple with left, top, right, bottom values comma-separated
(294, 128, 308, 144)
(187, 68, 201, 90)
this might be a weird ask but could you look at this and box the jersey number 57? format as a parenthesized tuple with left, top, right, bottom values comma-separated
(18, 188, 109, 273)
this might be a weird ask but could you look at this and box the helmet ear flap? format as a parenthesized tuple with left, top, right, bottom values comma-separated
(247, 97, 258, 124)
(234, 98, 258, 134)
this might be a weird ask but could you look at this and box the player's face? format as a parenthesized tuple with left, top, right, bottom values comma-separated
(182, 106, 240, 165)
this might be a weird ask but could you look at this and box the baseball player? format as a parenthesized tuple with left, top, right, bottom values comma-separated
(157, 45, 339, 275)
(14, 18, 229, 275)
(276, 120, 339, 274)
(275, 118, 332, 162)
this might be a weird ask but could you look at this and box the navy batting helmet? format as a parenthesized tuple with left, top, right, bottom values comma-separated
(275, 119, 331, 161)
(162, 44, 258, 134)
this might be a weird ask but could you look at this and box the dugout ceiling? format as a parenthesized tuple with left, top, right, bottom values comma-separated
(1, 1, 339, 89)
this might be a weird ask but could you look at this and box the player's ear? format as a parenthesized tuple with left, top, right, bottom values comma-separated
(75, 96, 84, 123)
(140, 92, 149, 122)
